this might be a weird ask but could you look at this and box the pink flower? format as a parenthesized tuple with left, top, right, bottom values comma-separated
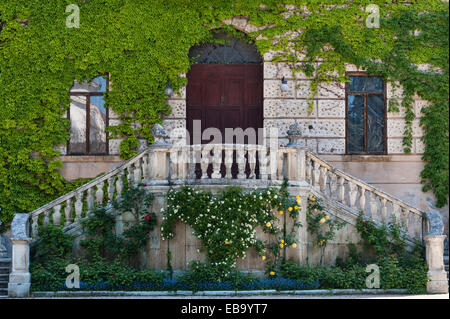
(144, 216, 150, 220)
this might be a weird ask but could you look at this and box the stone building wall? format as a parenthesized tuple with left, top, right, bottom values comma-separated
(56, 18, 448, 245)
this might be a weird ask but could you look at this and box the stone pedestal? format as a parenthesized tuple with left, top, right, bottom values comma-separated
(424, 235, 448, 294)
(8, 239, 31, 297)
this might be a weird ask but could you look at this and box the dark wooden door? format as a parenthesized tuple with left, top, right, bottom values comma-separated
(187, 64, 263, 178)
(186, 64, 263, 145)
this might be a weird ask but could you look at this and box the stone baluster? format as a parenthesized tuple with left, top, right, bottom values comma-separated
(224, 145, 234, 179)
(337, 176, 345, 203)
(359, 186, 366, 212)
(189, 145, 200, 179)
(170, 148, 179, 180)
(107, 177, 115, 202)
(95, 181, 104, 205)
(306, 157, 312, 183)
(52, 205, 61, 226)
(401, 207, 409, 227)
(237, 145, 246, 179)
(392, 203, 400, 223)
(177, 146, 188, 179)
(115, 170, 124, 199)
(200, 146, 211, 179)
(211, 145, 222, 179)
(133, 160, 142, 185)
(43, 210, 50, 226)
(368, 192, 378, 220)
(380, 198, 388, 222)
(312, 161, 320, 188)
(268, 147, 278, 180)
(74, 192, 83, 221)
(64, 198, 73, 226)
(329, 172, 337, 197)
(86, 188, 94, 213)
(126, 165, 134, 186)
(408, 213, 421, 239)
(142, 153, 149, 180)
(319, 166, 328, 192)
(258, 146, 268, 180)
(247, 147, 257, 179)
(31, 214, 39, 237)
(275, 150, 284, 180)
(348, 182, 358, 209)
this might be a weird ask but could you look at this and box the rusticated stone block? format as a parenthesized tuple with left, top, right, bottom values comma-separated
(264, 99, 316, 118)
(318, 139, 346, 154)
(317, 82, 345, 98)
(264, 79, 295, 98)
(166, 99, 186, 119)
(318, 100, 345, 118)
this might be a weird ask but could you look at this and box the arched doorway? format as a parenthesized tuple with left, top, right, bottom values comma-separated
(186, 32, 263, 145)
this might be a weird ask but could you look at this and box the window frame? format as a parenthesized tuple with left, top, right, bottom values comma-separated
(345, 72, 387, 155)
(67, 75, 110, 156)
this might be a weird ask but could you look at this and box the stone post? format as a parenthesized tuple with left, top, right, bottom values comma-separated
(149, 124, 171, 182)
(285, 123, 307, 182)
(8, 214, 31, 298)
(424, 235, 448, 294)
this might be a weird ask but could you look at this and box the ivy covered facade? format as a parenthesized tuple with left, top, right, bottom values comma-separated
(0, 1, 448, 243)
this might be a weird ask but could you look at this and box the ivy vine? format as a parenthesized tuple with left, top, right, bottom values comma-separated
(0, 1, 448, 225)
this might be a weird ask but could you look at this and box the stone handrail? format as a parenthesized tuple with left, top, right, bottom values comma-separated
(304, 151, 424, 241)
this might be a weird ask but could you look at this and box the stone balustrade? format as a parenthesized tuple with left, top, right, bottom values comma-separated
(7, 125, 447, 296)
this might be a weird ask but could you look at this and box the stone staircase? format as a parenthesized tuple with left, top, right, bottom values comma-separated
(0, 258, 11, 297)
(5, 127, 449, 296)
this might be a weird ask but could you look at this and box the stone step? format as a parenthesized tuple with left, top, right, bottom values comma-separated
(0, 282, 7, 289)
(0, 267, 10, 274)
(0, 288, 7, 296)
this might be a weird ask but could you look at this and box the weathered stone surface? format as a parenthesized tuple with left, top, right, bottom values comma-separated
(317, 82, 345, 98)
(264, 79, 295, 98)
(171, 86, 186, 99)
(387, 119, 422, 138)
(387, 82, 403, 99)
(424, 235, 448, 293)
(264, 119, 345, 138)
(318, 100, 345, 118)
(264, 99, 316, 118)
(166, 99, 186, 119)
(264, 62, 308, 79)
(108, 139, 122, 155)
(318, 139, 346, 154)
(295, 80, 312, 98)
(387, 138, 409, 154)
(415, 138, 425, 154)
(415, 100, 431, 118)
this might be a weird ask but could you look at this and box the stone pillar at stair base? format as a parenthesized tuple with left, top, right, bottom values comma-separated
(8, 239, 31, 298)
(424, 235, 448, 294)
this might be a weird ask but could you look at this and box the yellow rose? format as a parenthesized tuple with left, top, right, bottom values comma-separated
(296, 195, 300, 200)
(225, 241, 229, 245)
(262, 256, 266, 261)
(297, 197, 301, 204)
(269, 271, 275, 276)
(279, 211, 284, 215)
(288, 207, 293, 212)
(279, 243, 284, 248)
(292, 243, 297, 248)
(294, 206, 299, 210)
(320, 218, 326, 223)
(310, 197, 315, 201)
(281, 240, 284, 243)
(266, 222, 271, 227)
(325, 216, 329, 220)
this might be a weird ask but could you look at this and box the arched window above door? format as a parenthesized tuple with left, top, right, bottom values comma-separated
(189, 32, 262, 64)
